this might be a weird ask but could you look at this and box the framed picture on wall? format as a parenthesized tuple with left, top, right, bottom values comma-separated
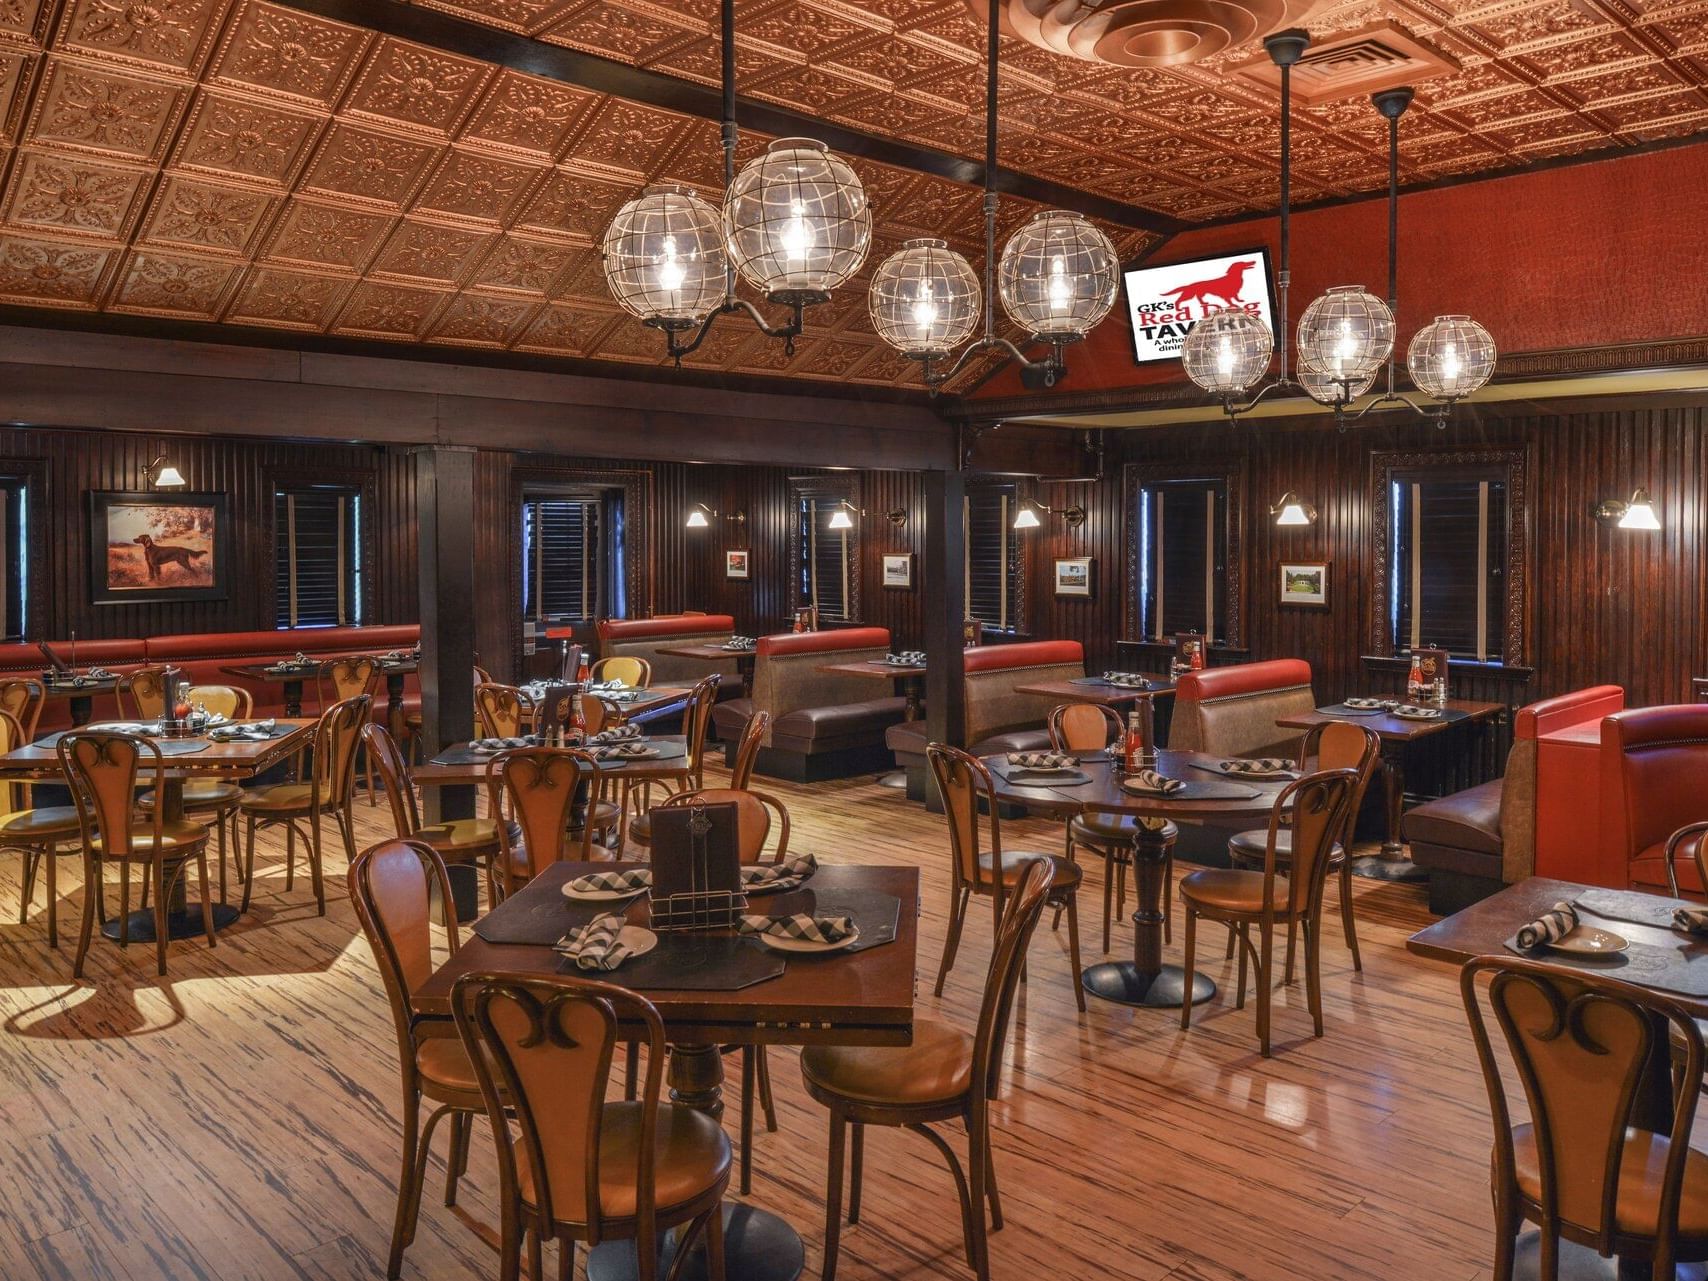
(89, 491, 229, 605)
(1279, 560, 1329, 608)
(1053, 556, 1094, 599)
(881, 552, 914, 590)
(725, 549, 750, 580)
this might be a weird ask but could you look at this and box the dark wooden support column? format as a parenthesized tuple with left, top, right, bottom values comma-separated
(924, 467, 967, 764)
(415, 447, 478, 877)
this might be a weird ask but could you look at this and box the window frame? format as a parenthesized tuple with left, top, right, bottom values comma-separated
(1122, 459, 1246, 649)
(0, 458, 44, 642)
(1368, 447, 1531, 667)
(267, 465, 374, 633)
(963, 480, 1026, 635)
(789, 475, 862, 624)
(519, 490, 607, 626)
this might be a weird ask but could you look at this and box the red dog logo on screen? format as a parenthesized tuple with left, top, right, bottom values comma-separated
(1160, 259, 1256, 311)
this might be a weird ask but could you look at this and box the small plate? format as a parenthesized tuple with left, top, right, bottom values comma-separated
(561, 882, 650, 901)
(1546, 925, 1628, 956)
(1198, 761, 1295, 780)
(757, 925, 860, 954)
(616, 925, 658, 959)
(1120, 777, 1185, 797)
(1332, 705, 1384, 716)
(1393, 709, 1444, 722)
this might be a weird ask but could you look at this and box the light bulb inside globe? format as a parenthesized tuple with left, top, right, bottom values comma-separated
(911, 280, 938, 335)
(781, 200, 814, 264)
(1296, 286, 1393, 382)
(656, 235, 685, 292)
(1442, 342, 1460, 384)
(1407, 315, 1497, 401)
(1047, 255, 1070, 314)
(1181, 309, 1273, 395)
(868, 238, 980, 358)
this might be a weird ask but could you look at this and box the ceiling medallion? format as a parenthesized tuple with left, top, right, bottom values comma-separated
(971, 0, 1316, 67)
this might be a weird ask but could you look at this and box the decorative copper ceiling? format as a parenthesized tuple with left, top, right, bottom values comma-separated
(974, 0, 1321, 69)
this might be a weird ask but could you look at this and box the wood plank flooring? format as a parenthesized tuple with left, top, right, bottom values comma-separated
(0, 764, 1503, 1281)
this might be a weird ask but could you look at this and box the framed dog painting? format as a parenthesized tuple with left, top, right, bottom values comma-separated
(89, 492, 229, 604)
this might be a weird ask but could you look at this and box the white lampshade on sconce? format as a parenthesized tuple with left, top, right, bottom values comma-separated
(686, 503, 744, 529)
(1012, 503, 1041, 530)
(827, 503, 855, 531)
(1012, 499, 1085, 530)
(1270, 492, 1317, 527)
(1596, 489, 1661, 531)
(145, 455, 186, 488)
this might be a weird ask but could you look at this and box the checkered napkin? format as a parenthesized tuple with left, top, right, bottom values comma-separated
(1007, 751, 1075, 771)
(1673, 907, 1708, 936)
(737, 913, 855, 944)
(207, 719, 277, 742)
(886, 651, 926, 666)
(1122, 770, 1184, 795)
(1101, 671, 1150, 688)
(1393, 704, 1443, 719)
(1343, 697, 1385, 710)
(473, 736, 531, 751)
(555, 913, 634, 971)
(565, 867, 653, 894)
(87, 667, 114, 679)
(1218, 758, 1293, 775)
(1516, 901, 1578, 949)
(591, 743, 652, 761)
(724, 636, 757, 651)
(589, 725, 642, 744)
(741, 853, 819, 891)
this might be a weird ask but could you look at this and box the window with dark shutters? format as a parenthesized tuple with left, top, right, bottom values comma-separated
(522, 496, 602, 624)
(275, 487, 361, 630)
(798, 495, 853, 622)
(0, 478, 24, 640)
(965, 485, 1021, 633)
(1391, 472, 1507, 662)
(1136, 479, 1226, 642)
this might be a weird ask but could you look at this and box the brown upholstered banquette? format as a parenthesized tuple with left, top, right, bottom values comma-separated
(596, 615, 739, 687)
(1167, 659, 1315, 758)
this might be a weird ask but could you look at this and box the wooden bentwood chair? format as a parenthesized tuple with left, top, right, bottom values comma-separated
(318, 656, 380, 802)
(1663, 819, 1708, 897)
(927, 743, 1085, 1013)
(590, 655, 651, 688)
(348, 839, 487, 1281)
(1179, 767, 1359, 1057)
(624, 674, 722, 850)
(239, 695, 369, 915)
(1225, 720, 1380, 971)
(0, 709, 83, 948)
(58, 730, 216, 978)
(453, 971, 732, 1281)
(0, 678, 44, 744)
(800, 858, 1054, 1281)
(1048, 702, 1181, 952)
(485, 747, 605, 900)
(476, 683, 532, 739)
(138, 683, 254, 903)
(119, 665, 172, 720)
(1461, 955, 1708, 1280)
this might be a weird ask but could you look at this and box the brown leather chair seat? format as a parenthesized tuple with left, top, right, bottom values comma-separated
(414, 816, 517, 858)
(1177, 867, 1291, 914)
(883, 720, 1053, 763)
(1403, 779, 1503, 855)
(92, 818, 207, 855)
(979, 849, 1082, 893)
(0, 805, 81, 838)
(885, 718, 927, 758)
(239, 781, 339, 814)
(1511, 1124, 1708, 1238)
(1072, 813, 1180, 844)
(770, 697, 908, 754)
(139, 781, 243, 810)
(515, 1102, 732, 1220)
(800, 1019, 974, 1109)
(414, 1036, 482, 1101)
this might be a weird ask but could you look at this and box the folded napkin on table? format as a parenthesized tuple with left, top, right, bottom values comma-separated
(1006, 751, 1075, 770)
(1516, 901, 1578, 949)
(1393, 704, 1443, 718)
(555, 913, 634, 971)
(472, 736, 531, 751)
(886, 651, 926, 666)
(566, 867, 653, 894)
(591, 743, 652, 761)
(1219, 758, 1293, 775)
(1101, 671, 1150, 688)
(588, 725, 642, 743)
(207, 720, 277, 742)
(86, 667, 114, 679)
(724, 636, 756, 650)
(737, 913, 855, 944)
(741, 852, 818, 890)
(1674, 907, 1708, 936)
(1123, 770, 1184, 795)
(1343, 697, 1385, 709)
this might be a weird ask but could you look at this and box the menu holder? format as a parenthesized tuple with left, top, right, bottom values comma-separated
(532, 681, 577, 744)
(649, 799, 745, 931)
(1413, 646, 1451, 694)
(1174, 633, 1207, 671)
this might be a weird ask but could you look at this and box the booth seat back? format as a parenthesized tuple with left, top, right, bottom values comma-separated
(0, 638, 148, 731)
(1518, 684, 1625, 885)
(751, 627, 891, 747)
(144, 625, 418, 718)
(964, 640, 1085, 745)
(597, 615, 738, 685)
(1169, 659, 1313, 757)
(1601, 705, 1708, 893)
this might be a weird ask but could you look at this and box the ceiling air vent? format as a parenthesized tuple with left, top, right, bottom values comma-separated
(1229, 21, 1459, 103)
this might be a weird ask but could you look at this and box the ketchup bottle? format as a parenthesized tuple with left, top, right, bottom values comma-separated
(575, 654, 590, 686)
(1406, 653, 1423, 702)
(1123, 710, 1144, 772)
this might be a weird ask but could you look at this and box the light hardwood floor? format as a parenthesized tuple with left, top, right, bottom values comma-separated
(0, 763, 1502, 1281)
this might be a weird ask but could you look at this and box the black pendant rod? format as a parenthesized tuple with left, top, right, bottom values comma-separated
(1373, 88, 1414, 400)
(981, 0, 1000, 344)
(1263, 30, 1309, 385)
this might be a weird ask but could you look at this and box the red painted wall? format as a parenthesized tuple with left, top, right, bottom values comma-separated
(976, 141, 1708, 398)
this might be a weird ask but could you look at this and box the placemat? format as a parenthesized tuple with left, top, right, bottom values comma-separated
(1502, 932, 1708, 998)
(1188, 761, 1298, 781)
(1391, 707, 1472, 725)
(1317, 704, 1385, 716)
(1119, 778, 1262, 801)
(990, 765, 1093, 788)
(1576, 888, 1691, 931)
(752, 888, 901, 955)
(1069, 676, 1154, 689)
(590, 935, 785, 991)
(40, 730, 218, 754)
(473, 862, 614, 945)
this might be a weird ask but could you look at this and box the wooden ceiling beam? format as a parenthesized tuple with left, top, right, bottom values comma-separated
(267, 0, 1186, 235)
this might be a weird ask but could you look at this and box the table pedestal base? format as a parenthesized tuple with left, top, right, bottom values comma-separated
(1082, 961, 1215, 1009)
(586, 1203, 805, 1281)
(1512, 1231, 1705, 1280)
(1349, 853, 1429, 883)
(102, 902, 240, 943)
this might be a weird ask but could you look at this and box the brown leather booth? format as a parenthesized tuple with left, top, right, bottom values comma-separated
(710, 627, 907, 781)
(886, 639, 1085, 800)
(596, 614, 740, 688)
(1168, 659, 1314, 757)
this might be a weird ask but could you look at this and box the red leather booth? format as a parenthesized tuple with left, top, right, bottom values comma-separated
(1603, 705, 1708, 894)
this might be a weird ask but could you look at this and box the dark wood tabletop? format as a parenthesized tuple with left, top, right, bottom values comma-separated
(415, 861, 919, 1047)
(982, 748, 1287, 827)
(576, 685, 694, 720)
(39, 675, 121, 697)
(1012, 677, 1178, 706)
(1277, 698, 1505, 742)
(414, 734, 696, 786)
(815, 660, 926, 678)
(656, 643, 751, 662)
(1406, 876, 1697, 966)
(0, 718, 315, 780)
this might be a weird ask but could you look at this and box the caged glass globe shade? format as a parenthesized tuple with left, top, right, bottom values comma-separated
(869, 238, 981, 357)
(1407, 315, 1496, 401)
(601, 184, 728, 328)
(723, 138, 871, 302)
(1181, 308, 1274, 395)
(1299, 363, 1375, 406)
(1296, 285, 1394, 382)
(997, 210, 1119, 340)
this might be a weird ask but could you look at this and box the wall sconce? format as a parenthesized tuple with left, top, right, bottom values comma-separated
(827, 500, 856, 531)
(1012, 499, 1086, 530)
(1270, 492, 1317, 527)
(1595, 488, 1660, 531)
(686, 503, 745, 529)
(144, 454, 186, 488)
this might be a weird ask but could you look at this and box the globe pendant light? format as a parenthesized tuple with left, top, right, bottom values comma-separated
(1408, 315, 1497, 401)
(1300, 364, 1373, 406)
(599, 0, 865, 364)
(997, 210, 1119, 342)
(889, 0, 1116, 390)
(601, 184, 728, 329)
(869, 237, 981, 358)
(1295, 285, 1393, 384)
(1181, 310, 1273, 396)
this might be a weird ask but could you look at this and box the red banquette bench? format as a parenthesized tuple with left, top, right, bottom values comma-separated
(596, 614, 740, 689)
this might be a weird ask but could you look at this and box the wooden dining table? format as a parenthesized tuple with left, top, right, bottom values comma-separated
(984, 748, 1289, 1009)
(220, 661, 321, 717)
(814, 658, 927, 720)
(1278, 698, 1505, 880)
(415, 859, 919, 1281)
(655, 642, 755, 696)
(39, 673, 121, 726)
(0, 718, 315, 940)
